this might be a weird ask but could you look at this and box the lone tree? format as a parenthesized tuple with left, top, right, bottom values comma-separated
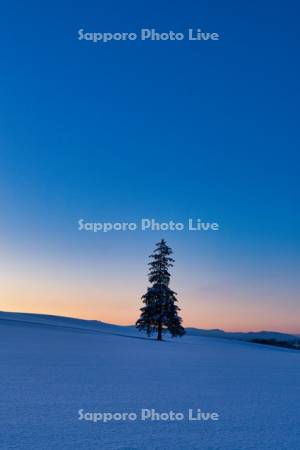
(136, 239, 185, 341)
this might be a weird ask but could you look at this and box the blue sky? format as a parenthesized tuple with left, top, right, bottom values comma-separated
(0, 0, 299, 331)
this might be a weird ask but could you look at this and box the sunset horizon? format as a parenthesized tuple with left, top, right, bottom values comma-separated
(2, 306, 300, 335)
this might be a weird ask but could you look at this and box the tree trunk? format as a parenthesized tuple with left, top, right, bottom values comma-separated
(157, 322, 163, 341)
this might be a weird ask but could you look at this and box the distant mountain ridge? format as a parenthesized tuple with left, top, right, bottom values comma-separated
(186, 327, 300, 344)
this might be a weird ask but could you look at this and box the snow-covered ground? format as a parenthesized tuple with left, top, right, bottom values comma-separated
(1, 312, 300, 450)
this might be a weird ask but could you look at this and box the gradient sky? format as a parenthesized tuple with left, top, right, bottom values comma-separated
(0, 0, 299, 332)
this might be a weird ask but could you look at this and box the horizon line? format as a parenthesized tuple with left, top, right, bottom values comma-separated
(1, 309, 299, 336)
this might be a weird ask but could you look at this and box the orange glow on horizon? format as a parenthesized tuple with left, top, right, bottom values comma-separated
(1, 252, 299, 334)
(1, 302, 299, 334)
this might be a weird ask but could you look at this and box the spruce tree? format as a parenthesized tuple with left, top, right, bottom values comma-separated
(136, 239, 185, 341)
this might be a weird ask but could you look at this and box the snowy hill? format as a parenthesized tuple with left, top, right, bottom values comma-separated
(1, 311, 300, 450)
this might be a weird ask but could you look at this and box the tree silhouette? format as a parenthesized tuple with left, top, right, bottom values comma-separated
(136, 239, 185, 341)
